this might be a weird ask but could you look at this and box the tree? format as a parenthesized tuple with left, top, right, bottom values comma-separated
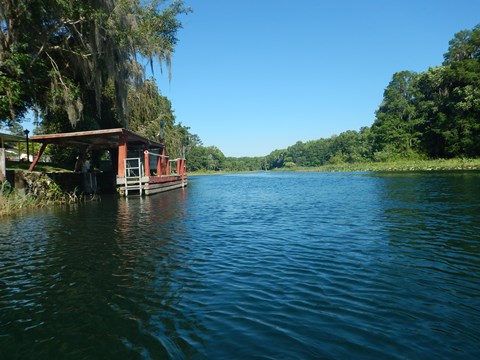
(443, 24, 480, 64)
(371, 71, 422, 159)
(186, 145, 221, 171)
(0, 0, 190, 130)
(286, 141, 307, 166)
(302, 138, 334, 166)
(329, 129, 373, 164)
(416, 61, 480, 158)
(265, 149, 286, 169)
(224, 156, 264, 172)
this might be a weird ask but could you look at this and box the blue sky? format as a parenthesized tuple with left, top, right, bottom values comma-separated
(151, 0, 480, 157)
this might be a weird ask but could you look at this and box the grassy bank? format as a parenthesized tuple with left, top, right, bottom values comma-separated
(0, 188, 86, 217)
(0, 187, 85, 217)
(189, 158, 480, 175)
(3, 158, 478, 216)
(6, 161, 72, 172)
(1, 191, 45, 217)
(291, 158, 480, 172)
(1, 169, 85, 217)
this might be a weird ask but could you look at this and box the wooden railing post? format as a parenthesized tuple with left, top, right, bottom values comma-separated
(118, 135, 127, 177)
(143, 148, 150, 176)
(160, 146, 167, 175)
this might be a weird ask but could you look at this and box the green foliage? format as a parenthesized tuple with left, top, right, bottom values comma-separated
(1, 0, 190, 129)
(126, 79, 197, 160)
(412, 59, 480, 158)
(3, 10, 479, 174)
(369, 24, 480, 161)
(261, 127, 374, 171)
(1, 175, 84, 217)
(370, 71, 424, 157)
(443, 24, 480, 64)
(265, 149, 286, 169)
(187, 145, 226, 171)
(0, 50, 32, 124)
(223, 156, 265, 172)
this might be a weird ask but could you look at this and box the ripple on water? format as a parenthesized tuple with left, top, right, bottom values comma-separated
(1, 172, 480, 359)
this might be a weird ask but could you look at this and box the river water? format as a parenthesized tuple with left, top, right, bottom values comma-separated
(1, 171, 479, 359)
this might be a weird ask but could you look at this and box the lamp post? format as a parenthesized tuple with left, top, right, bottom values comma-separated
(23, 129, 30, 162)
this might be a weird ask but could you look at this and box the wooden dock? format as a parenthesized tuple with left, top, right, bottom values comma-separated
(28, 128, 187, 196)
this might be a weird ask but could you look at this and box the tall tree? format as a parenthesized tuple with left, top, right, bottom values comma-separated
(443, 24, 480, 64)
(371, 71, 422, 158)
(0, 0, 190, 129)
(416, 61, 480, 158)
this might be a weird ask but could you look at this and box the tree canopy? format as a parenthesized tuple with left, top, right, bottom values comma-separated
(1, 0, 190, 130)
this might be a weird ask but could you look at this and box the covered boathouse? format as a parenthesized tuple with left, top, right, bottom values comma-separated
(28, 128, 187, 196)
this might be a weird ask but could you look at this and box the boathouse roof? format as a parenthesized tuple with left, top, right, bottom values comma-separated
(29, 128, 163, 149)
(0, 132, 24, 147)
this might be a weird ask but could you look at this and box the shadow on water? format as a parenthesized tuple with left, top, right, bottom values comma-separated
(372, 171, 480, 253)
(365, 171, 480, 357)
(0, 189, 205, 360)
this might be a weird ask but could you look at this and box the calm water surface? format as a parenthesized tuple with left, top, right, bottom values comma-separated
(1, 171, 479, 359)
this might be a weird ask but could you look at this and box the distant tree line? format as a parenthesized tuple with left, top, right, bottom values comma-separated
(186, 23, 480, 171)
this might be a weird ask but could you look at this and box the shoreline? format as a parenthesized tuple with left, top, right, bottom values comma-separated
(292, 158, 480, 173)
(190, 158, 480, 176)
(3, 158, 479, 216)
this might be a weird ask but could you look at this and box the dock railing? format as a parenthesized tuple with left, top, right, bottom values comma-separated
(143, 150, 170, 176)
(144, 151, 187, 177)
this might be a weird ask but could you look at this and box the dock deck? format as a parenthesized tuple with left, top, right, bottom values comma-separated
(28, 128, 187, 196)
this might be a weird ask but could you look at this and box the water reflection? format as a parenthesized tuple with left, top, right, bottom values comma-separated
(374, 171, 480, 251)
(1, 189, 203, 359)
(368, 171, 480, 357)
(2, 173, 480, 359)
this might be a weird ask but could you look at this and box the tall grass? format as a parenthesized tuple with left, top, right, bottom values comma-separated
(0, 191, 41, 217)
(0, 180, 85, 217)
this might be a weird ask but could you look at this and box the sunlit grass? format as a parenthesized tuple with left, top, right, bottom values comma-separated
(0, 189, 85, 217)
(1, 169, 84, 217)
(6, 161, 72, 172)
(291, 158, 480, 172)
(190, 158, 480, 175)
(0, 191, 41, 217)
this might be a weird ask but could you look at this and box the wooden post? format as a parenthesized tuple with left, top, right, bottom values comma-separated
(143, 148, 150, 176)
(159, 146, 167, 175)
(0, 132, 5, 180)
(182, 159, 187, 176)
(156, 148, 162, 176)
(28, 143, 47, 171)
(118, 135, 127, 177)
(158, 148, 162, 175)
(0, 148, 5, 182)
(181, 158, 187, 184)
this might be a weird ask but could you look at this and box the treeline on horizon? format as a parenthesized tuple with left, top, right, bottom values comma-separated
(188, 24, 480, 172)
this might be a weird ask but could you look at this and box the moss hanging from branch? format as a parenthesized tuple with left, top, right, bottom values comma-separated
(0, 0, 191, 129)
